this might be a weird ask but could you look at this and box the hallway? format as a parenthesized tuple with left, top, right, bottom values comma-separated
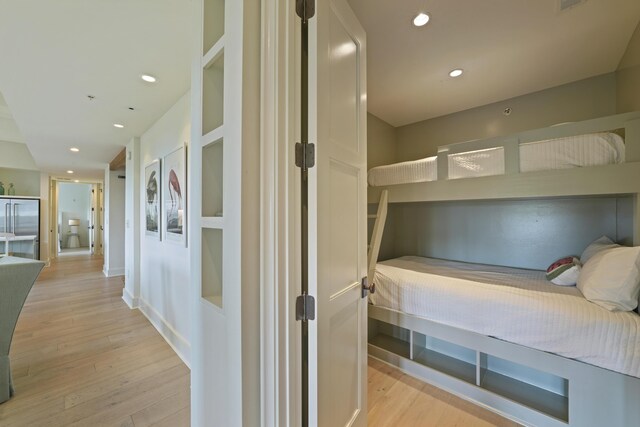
(0, 255, 190, 427)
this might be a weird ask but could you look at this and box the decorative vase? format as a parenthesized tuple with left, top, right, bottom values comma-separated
(7, 183, 15, 196)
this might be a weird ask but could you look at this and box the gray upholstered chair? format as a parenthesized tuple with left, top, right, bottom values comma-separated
(0, 256, 45, 403)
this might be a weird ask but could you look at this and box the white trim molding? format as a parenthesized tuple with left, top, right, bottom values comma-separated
(138, 297, 191, 368)
(260, 0, 299, 425)
(121, 288, 140, 309)
(103, 266, 125, 277)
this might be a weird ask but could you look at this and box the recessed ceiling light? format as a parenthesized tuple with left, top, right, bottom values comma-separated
(449, 68, 464, 78)
(70, 147, 80, 152)
(113, 123, 124, 128)
(67, 170, 74, 174)
(413, 13, 430, 27)
(74, 180, 79, 183)
(141, 74, 157, 83)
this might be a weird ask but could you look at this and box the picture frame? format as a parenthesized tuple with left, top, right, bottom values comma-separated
(163, 144, 187, 246)
(144, 159, 161, 239)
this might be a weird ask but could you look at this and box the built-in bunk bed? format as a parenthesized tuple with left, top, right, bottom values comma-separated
(366, 111, 640, 427)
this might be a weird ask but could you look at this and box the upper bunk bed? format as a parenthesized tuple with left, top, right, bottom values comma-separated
(368, 111, 640, 206)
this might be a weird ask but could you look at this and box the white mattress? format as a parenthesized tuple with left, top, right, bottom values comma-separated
(367, 132, 625, 186)
(367, 156, 437, 186)
(371, 256, 640, 378)
(519, 132, 625, 172)
(448, 147, 505, 180)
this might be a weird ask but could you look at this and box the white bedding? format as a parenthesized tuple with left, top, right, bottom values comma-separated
(448, 147, 505, 180)
(371, 256, 640, 378)
(520, 132, 624, 172)
(367, 132, 625, 186)
(367, 156, 437, 186)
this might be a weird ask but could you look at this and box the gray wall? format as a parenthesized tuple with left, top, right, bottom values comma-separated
(617, 20, 640, 114)
(394, 73, 617, 162)
(378, 197, 633, 270)
(367, 113, 397, 169)
(0, 167, 40, 197)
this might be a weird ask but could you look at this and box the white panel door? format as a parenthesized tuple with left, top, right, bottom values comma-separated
(309, 0, 367, 425)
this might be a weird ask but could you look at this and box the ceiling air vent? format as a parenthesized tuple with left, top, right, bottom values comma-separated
(560, 0, 584, 11)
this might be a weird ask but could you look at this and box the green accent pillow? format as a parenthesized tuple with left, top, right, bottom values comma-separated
(546, 256, 581, 286)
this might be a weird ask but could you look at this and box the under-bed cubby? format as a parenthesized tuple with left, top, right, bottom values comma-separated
(368, 318, 410, 359)
(412, 332, 476, 385)
(478, 353, 568, 423)
(369, 314, 570, 424)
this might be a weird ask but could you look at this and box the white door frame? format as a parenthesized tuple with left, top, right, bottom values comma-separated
(260, 0, 301, 426)
(261, 0, 367, 425)
(49, 178, 59, 259)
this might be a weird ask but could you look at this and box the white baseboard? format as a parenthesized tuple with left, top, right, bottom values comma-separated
(138, 298, 191, 368)
(103, 267, 125, 277)
(122, 288, 140, 309)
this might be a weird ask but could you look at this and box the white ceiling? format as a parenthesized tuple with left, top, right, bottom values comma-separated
(1, 1, 638, 180)
(0, 92, 24, 144)
(0, 0, 191, 180)
(347, 0, 640, 127)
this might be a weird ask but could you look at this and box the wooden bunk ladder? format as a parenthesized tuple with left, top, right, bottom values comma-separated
(368, 189, 389, 281)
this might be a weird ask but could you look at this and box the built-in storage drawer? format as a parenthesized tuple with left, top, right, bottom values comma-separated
(368, 316, 569, 424)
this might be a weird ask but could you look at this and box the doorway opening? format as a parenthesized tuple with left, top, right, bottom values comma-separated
(56, 182, 99, 256)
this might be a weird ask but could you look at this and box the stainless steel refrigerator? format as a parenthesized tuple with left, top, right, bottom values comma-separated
(0, 197, 40, 260)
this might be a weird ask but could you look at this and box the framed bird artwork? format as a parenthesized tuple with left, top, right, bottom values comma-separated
(163, 143, 187, 246)
(145, 159, 161, 240)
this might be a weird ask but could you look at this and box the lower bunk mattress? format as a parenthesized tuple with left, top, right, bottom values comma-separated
(370, 256, 640, 378)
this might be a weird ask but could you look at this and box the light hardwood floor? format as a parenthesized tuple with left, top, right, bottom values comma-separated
(368, 357, 521, 427)
(1, 254, 519, 426)
(0, 255, 190, 427)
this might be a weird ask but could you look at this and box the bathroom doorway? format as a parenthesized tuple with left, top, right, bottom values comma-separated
(56, 182, 95, 256)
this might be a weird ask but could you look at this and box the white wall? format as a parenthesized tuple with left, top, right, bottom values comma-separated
(395, 73, 617, 162)
(367, 113, 397, 169)
(617, 20, 640, 113)
(136, 91, 191, 364)
(103, 168, 125, 277)
(123, 137, 141, 309)
(0, 141, 38, 170)
(58, 182, 92, 248)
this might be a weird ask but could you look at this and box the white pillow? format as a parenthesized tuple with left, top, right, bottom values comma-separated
(577, 246, 640, 311)
(580, 236, 619, 264)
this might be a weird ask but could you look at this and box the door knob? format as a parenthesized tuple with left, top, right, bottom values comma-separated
(361, 276, 375, 298)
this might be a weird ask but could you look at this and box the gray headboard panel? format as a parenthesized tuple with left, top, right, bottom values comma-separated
(381, 196, 634, 271)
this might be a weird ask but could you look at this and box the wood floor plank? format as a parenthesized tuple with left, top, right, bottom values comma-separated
(0, 255, 191, 427)
(130, 389, 190, 427)
(148, 406, 190, 427)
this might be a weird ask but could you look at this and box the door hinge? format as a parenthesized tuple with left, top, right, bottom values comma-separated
(295, 143, 315, 170)
(296, 293, 316, 322)
(296, 0, 315, 20)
